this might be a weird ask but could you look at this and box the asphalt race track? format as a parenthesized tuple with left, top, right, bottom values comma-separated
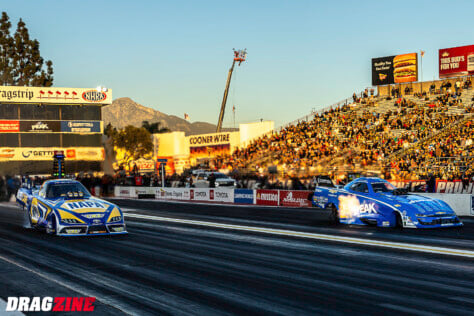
(0, 199, 473, 315)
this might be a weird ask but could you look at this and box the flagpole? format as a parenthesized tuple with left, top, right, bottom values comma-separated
(420, 50, 423, 94)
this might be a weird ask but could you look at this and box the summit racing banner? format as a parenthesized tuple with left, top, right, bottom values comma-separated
(372, 53, 418, 86)
(439, 45, 474, 78)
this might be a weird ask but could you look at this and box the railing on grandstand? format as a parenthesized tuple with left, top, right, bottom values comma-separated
(276, 96, 355, 132)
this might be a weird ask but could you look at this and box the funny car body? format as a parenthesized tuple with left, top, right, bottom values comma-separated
(312, 177, 463, 228)
(16, 179, 127, 236)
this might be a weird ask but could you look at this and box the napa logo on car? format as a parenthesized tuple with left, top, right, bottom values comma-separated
(64, 201, 106, 210)
(82, 90, 107, 102)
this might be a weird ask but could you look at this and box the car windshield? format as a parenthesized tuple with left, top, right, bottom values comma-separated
(371, 182, 396, 193)
(46, 182, 91, 199)
(213, 173, 228, 179)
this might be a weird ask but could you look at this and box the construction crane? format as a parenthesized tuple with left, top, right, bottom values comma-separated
(216, 49, 247, 133)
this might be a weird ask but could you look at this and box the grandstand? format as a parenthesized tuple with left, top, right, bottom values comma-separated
(209, 77, 474, 184)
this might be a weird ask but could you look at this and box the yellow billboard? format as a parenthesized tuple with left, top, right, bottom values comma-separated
(0, 86, 112, 104)
(0, 147, 105, 161)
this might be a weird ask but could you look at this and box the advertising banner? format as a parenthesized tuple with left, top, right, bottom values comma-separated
(372, 53, 418, 86)
(155, 188, 190, 200)
(256, 189, 279, 206)
(190, 188, 210, 201)
(279, 190, 313, 207)
(439, 45, 474, 78)
(0, 120, 19, 132)
(211, 188, 234, 203)
(389, 180, 427, 192)
(0, 147, 104, 161)
(435, 180, 474, 194)
(61, 121, 101, 133)
(0, 86, 112, 104)
(234, 189, 255, 204)
(20, 121, 61, 132)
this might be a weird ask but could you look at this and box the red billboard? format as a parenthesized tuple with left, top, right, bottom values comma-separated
(256, 189, 279, 206)
(439, 45, 474, 78)
(0, 120, 19, 132)
(279, 190, 313, 207)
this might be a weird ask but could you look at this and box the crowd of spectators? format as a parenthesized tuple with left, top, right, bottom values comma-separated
(207, 77, 474, 183)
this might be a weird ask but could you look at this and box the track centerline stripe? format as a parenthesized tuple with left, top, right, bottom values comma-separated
(124, 213, 474, 258)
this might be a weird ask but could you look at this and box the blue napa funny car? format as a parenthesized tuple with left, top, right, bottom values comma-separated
(312, 177, 463, 228)
(16, 179, 127, 236)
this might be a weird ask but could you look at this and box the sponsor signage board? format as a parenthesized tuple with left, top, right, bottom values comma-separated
(61, 121, 101, 133)
(390, 180, 474, 194)
(0, 147, 104, 161)
(279, 190, 313, 207)
(211, 188, 234, 203)
(155, 188, 190, 200)
(0, 120, 19, 132)
(256, 189, 279, 206)
(188, 132, 232, 146)
(0, 86, 112, 104)
(190, 188, 209, 201)
(439, 45, 474, 78)
(372, 53, 418, 86)
(234, 189, 255, 204)
(20, 120, 61, 132)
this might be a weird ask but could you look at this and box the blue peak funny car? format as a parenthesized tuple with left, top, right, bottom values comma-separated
(16, 179, 127, 236)
(312, 177, 463, 228)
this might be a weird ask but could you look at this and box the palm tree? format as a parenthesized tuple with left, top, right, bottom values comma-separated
(141, 121, 170, 134)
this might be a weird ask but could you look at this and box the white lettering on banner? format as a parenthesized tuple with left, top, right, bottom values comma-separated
(235, 193, 253, 199)
(259, 193, 278, 201)
(283, 192, 306, 204)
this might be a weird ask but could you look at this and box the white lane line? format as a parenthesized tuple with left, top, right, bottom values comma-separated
(124, 213, 474, 259)
(379, 303, 441, 316)
(0, 254, 134, 316)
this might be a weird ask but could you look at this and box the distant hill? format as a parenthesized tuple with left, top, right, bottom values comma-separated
(102, 97, 234, 135)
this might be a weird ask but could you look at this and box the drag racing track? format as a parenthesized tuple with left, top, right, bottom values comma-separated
(0, 200, 474, 315)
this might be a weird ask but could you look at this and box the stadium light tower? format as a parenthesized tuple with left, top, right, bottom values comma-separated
(216, 49, 247, 133)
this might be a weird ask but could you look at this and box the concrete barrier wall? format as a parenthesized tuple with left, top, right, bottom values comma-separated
(418, 193, 473, 216)
(114, 187, 474, 216)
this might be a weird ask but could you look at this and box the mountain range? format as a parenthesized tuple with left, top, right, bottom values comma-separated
(102, 97, 232, 135)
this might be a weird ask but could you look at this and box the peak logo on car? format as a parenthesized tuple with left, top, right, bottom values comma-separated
(82, 90, 106, 102)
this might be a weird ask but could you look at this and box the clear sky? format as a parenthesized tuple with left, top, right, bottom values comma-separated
(3, 0, 474, 127)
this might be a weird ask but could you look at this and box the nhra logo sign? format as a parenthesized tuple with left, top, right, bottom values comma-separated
(82, 90, 107, 102)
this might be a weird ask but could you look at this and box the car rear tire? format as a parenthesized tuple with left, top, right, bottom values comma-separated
(329, 204, 340, 225)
